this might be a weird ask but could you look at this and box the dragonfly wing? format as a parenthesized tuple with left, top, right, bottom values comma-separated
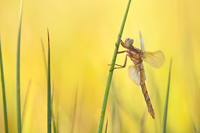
(129, 64, 146, 85)
(143, 51, 165, 68)
(139, 31, 145, 53)
(129, 65, 140, 85)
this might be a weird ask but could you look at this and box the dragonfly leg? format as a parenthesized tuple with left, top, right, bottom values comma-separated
(110, 54, 128, 71)
(117, 50, 128, 54)
(120, 39, 124, 46)
(108, 51, 128, 66)
(108, 63, 124, 67)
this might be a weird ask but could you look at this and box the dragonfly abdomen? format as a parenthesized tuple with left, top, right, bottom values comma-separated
(141, 84, 155, 119)
(140, 83, 155, 119)
(140, 65, 155, 119)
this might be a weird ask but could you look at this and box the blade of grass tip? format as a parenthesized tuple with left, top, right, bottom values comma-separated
(104, 118, 108, 133)
(162, 58, 172, 133)
(47, 28, 52, 133)
(41, 38, 47, 75)
(22, 80, 32, 125)
(51, 80, 57, 133)
(70, 86, 78, 133)
(98, 0, 132, 132)
(16, 0, 23, 132)
(0, 38, 9, 133)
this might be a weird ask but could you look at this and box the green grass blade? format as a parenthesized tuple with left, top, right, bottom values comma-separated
(22, 80, 32, 125)
(70, 87, 78, 133)
(140, 112, 146, 133)
(104, 118, 108, 133)
(97, 0, 132, 133)
(51, 81, 57, 133)
(47, 29, 52, 133)
(0, 38, 9, 133)
(16, 0, 23, 132)
(41, 38, 47, 75)
(163, 58, 172, 133)
(57, 112, 59, 133)
(193, 122, 197, 133)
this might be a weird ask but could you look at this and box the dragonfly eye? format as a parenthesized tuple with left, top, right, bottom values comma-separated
(125, 38, 134, 48)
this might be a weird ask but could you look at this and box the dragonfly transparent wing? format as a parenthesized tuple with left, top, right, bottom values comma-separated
(128, 64, 146, 85)
(139, 31, 145, 53)
(143, 51, 165, 68)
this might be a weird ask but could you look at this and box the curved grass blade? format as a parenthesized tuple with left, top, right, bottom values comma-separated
(51, 80, 57, 133)
(162, 58, 172, 133)
(140, 112, 146, 133)
(104, 118, 108, 133)
(193, 122, 197, 133)
(98, 0, 132, 132)
(41, 38, 47, 75)
(57, 112, 60, 133)
(22, 80, 32, 125)
(47, 29, 52, 133)
(0, 38, 9, 133)
(16, 0, 24, 132)
(70, 87, 78, 133)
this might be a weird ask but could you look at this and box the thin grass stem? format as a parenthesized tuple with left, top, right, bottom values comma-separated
(104, 118, 108, 133)
(162, 58, 172, 133)
(22, 80, 32, 125)
(51, 80, 57, 133)
(16, 0, 23, 132)
(41, 38, 47, 75)
(140, 112, 146, 133)
(193, 122, 197, 133)
(97, 0, 132, 132)
(0, 38, 9, 133)
(70, 87, 78, 133)
(47, 29, 52, 133)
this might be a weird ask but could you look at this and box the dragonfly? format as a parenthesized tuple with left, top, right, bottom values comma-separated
(113, 32, 165, 119)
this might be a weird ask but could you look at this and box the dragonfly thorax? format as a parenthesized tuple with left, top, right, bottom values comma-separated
(128, 49, 143, 65)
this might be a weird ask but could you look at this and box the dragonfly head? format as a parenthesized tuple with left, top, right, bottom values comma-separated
(124, 38, 134, 48)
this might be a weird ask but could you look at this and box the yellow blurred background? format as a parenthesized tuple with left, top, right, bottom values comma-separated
(0, 0, 200, 132)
